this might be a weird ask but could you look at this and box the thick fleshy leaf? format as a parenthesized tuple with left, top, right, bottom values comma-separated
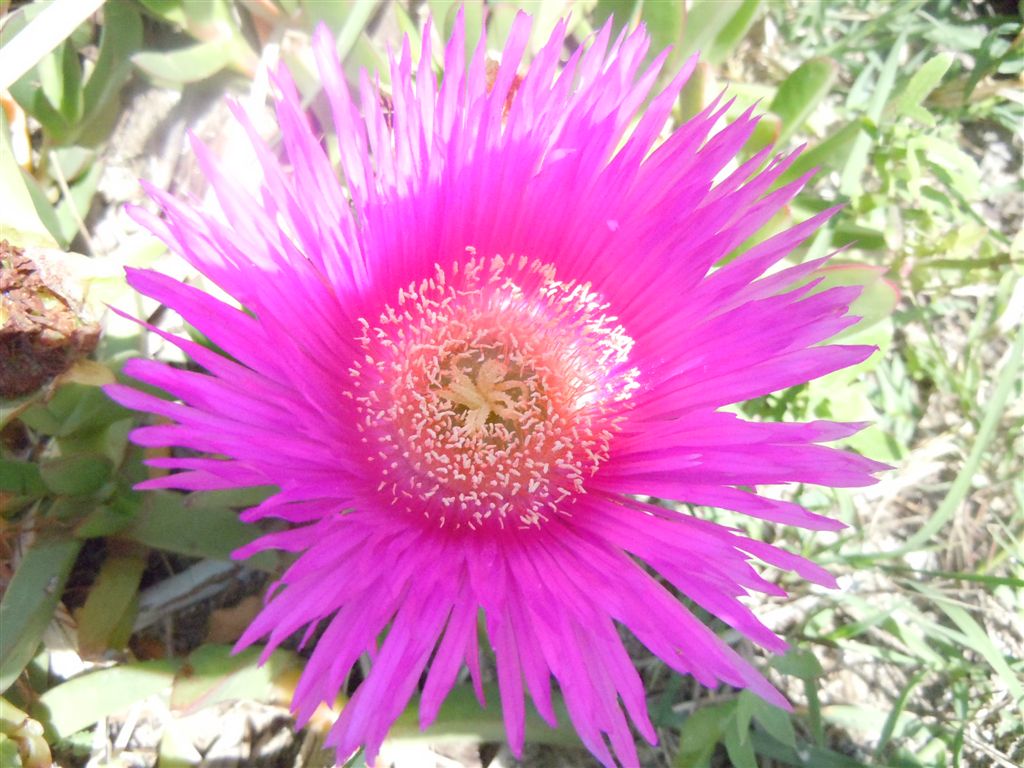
(0, 537, 82, 693)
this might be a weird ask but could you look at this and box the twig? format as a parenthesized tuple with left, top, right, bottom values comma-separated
(50, 154, 97, 255)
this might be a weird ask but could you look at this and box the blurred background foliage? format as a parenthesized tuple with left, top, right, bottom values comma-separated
(0, 0, 1021, 766)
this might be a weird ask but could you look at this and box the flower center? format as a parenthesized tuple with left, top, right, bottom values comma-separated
(348, 253, 638, 531)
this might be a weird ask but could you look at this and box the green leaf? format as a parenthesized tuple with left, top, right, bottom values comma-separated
(176, 0, 258, 74)
(723, 716, 758, 768)
(641, 0, 685, 74)
(156, 718, 202, 767)
(934, 602, 1024, 703)
(136, 0, 188, 27)
(170, 645, 302, 713)
(0, 461, 46, 498)
(17, 168, 68, 247)
(705, 0, 762, 67)
(78, 1, 143, 144)
(678, 0, 754, 63)
(866, 328, 1023, 559)
(0, 734, 20, 767)
(8, 34, 79, 145)
(752, 697, 797, 749)
(830, 218, 888, 252)
(800, 34, 908, 263)
(24, 39, 84, 130)
(300, 0, 353, 29)
(82, 2, 143, 108)
(675, 703, 730, 768)
(750, 729, 872, 767)
(594, 0, 638, 27)
(132, 42, 235, 85)
(873, 668, 927, 760)
(13, 407, 59, 437)
(677, 60, 712, 123)
(57, 40, 84, 125)
(777, 119, 869, 188)
(100, 418, 135, 468)
(839, 33, 906, 197)
(821, 704, 904, 740)
(912, 134, 981, 201)
(771, 649, 823, 680)
(734, 691, 757, 744)
(123, 491, 274, 569)
(20, 382, 128, 439)
(73, 495, 138, 540)
(38, 453, 113, 496)
(75, 546, 148, 656)
(0, 110, 59, 248)
(304, 0, 379, 63)
(0, 537, 82, 692)
(746, 112, 782, 155)
(36, 45, 69, 124)
(809, 263, 900, 338)
(184, 486, 276, 510)
(60, 387, 129, 438)
(769, 57, 838, 144)
(390, 684, 580, 747)
(892, 52, 955, 124)
(33, 659, 181, 739)
(878, 564, 1024, 589)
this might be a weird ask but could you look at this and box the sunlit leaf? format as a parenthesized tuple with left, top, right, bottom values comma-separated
(132, 42, 236, 85)
(769, 57, 838, 144)
(0, 537, 82, 693)
(75, 545, 148, 656)
(891, 52, 955, 124)
(33, 660, 181, 739)
(0, 111, 59, 248)
(641, 0, 684, 74)
(678, 0, 753, 63)
(78, 1, 143, 144)
(810, 263, 899, 338)
(390, 684, 579, 747)
(705, 0, 762, 66)
(777, 119, 869, 188)
(170, 645, 302, 713)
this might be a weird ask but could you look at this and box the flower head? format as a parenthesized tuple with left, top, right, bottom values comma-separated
(107, 10, 884, 767)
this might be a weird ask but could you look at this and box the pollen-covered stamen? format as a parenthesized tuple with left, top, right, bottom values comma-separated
(349, 254, 639, 531)
(435, 358, 528, 433)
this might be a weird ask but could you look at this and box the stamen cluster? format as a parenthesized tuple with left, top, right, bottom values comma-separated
(349, 253, 639, 530)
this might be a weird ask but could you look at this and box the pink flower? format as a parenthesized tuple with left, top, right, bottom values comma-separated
(107, 10, 884, 767)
